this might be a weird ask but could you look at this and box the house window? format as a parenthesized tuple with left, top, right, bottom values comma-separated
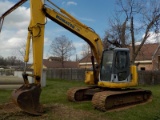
(140, 67, 145, 71)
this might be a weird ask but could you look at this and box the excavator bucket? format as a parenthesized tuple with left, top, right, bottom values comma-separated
(11, 83, 43, 115)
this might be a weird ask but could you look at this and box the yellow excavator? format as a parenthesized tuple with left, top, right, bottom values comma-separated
(0, 0, 152, 115)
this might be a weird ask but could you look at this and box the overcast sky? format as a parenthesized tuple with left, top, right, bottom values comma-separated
(0, 0, 159, 62)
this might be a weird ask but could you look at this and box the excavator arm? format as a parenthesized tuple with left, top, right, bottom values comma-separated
(11, 0, 46, 115)
(0, 0, 103, 115)
(0, 0, 103, 88)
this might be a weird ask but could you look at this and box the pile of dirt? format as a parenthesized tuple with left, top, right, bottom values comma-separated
(0, 103, 107, 120)
(0, 102, 23, 120)
(0, 102, 20, 113)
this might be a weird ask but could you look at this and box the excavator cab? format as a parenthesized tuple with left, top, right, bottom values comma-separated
(98, 47, 139, 88)
(100, 48, 131, 82)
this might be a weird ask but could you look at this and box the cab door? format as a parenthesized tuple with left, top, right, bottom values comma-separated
(113, 50, 130, 82)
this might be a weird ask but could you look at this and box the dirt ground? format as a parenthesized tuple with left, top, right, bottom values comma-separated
(0, 102, 107, 120)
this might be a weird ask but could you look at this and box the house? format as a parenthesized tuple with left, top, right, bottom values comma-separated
(130, 43, 160, 71)
(48, 57, 62, 62)
(79, 53, 97, 68)
(43, 57, 79, 69)
(79, 43, 160, 71)
(30, 57, 79, 69)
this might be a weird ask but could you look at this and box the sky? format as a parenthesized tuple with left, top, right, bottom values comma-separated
(0, 0, 117, 62)
(0, 0, 159, 62)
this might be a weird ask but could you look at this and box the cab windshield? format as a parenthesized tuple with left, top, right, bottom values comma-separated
(100, 50, 113, 81)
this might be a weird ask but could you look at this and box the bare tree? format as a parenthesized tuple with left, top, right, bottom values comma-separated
(6, 56, 17, 66)
(0, 56, 7, 66)
(104, 0, 160, 64)
(14, 41, 32, 63)
(49, 35, 76, 67)
(80, 43, 91, 58)
(0, 55, 23, 67)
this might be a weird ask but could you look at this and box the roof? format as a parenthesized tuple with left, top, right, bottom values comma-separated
(48, 56, 62, 61)
(79, 53, 92, 63)
(79, 43, 160, 63)
(130, 43, 160, 61)
(79, 53, 97, 63)
(43, 59, 79, 68)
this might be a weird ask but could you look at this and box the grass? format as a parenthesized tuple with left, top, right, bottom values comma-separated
(41, 79, 94, 112)
(0, 89, 12, 103)
(37, 79, 160, 120)
(0, 79, 160, 120)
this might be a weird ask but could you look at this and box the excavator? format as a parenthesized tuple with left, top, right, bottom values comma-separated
(0, 0, 152, 115)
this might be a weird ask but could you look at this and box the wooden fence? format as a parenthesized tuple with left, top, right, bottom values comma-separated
(1, 68, 160, 85)
(138, 71, 160, 85)
(46, 68, 86, 81)
(46, 68, 160, 85)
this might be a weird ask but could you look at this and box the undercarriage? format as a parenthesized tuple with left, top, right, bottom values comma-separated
(67, 86, 152, 111)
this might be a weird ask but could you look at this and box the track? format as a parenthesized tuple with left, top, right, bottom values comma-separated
(92, 89, 152, 111)
(67, 86, 93, 101)
(67, 87, 152, 112)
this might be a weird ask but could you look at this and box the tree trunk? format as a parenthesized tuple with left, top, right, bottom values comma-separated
(120, 18, 128, 47)
(130, 17, 136, 64)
